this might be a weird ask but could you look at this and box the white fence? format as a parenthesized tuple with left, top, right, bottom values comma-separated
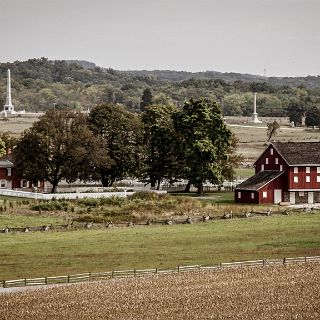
(0, 189, 167, 200)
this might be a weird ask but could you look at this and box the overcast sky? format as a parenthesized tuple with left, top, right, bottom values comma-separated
(0, 0, 319, 76)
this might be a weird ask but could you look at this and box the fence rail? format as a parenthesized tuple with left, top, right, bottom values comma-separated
(0, 189, 167, 200)
(1, 256, 319, 290)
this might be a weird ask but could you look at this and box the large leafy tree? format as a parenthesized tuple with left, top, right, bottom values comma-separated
(220, 134, 244, 182)
(140, 88, 153, 112)
(14, 110, 106, 193)
(89, 104, 143, 187)
(141, 104, 183, 189)
(305, 106, 320, 127)
(174, 98, 232, 195)
(286, 100, 305, 126)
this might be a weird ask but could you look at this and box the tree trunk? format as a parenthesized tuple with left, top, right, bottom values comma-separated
(101, 175, 109, 187)
(184, 181, 191, 193)
(51, 182, 58, 193)
(156, 179, 161, 190)
(197, 182, 204, 196)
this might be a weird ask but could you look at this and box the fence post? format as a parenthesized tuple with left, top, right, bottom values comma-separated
(178, 266, 180, 273)
(25, 278, 27, 286)
(89, 272, 92, 281)
(45, 277, 48, 285)
(305, 256, 307, 263)
(112, 270, 114, 278)
(283, 258, 286, 265)
(134, 269, 136, 277)
(67, 275, 70, 283)
(156, 268, 158, 274)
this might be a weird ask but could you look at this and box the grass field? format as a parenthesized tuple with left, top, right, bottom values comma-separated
(1, 263, 319, 319)
(0, 115, 40, 137)
(0, 214, 319, 280)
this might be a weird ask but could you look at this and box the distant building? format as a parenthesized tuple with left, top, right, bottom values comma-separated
(235, 142, 320, 204)
(0, 151, 45, 191)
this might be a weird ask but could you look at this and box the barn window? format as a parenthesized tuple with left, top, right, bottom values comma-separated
(317, 167, 320, 173)
(7, 168, 11, 176)
(294, 176, 299, 183)
(299, 191, 305, 197)
(280, 165, 283, 171)
(262, 191, 267, 198)
(270, 148, 273, 155)
(238, 192, 241, 199)
(306, 167, 310, 173)
(265, 158, 269, 164)
(0, 180, 6, 188)
(21, 180, 28, 188)
(251, 193, 254, 199)
(261, 164, 264, 171)
(306, 176, 310, 183)
(317, 176, 320, 183)
(275, 158, 278, 164)
(294, 167, 298, 173)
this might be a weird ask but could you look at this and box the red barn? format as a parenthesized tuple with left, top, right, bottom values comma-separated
(0, 152, 45, 191)
(235, 142, 320, 204)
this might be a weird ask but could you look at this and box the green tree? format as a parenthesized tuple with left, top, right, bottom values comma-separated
(140, 88, 153, 112)
(0, 132, 17, 150)
(220, 134, 244, 182)
(266, 121, 280, 141)
(141, 104, 183, 189)
(286, 100, 305, 126)
(13, 110, 104, 193)
(89, 104, 143, 187)
(0, 138, 5, 157)
(305, 106, 320, 127)
(174, 98, 232, 195)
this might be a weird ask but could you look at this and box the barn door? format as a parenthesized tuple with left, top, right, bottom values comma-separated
(274, 189, 282, 203)
(290, 192, 295, 204)
(308, 192, 314, 204)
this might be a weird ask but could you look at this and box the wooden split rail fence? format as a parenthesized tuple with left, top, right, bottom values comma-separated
(1, 256, 319, 289)
(3, 208, 318, 234)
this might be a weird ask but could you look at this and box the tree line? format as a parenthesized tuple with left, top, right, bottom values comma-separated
(1, 58, 320, 122)
(12, 99, 240, 194)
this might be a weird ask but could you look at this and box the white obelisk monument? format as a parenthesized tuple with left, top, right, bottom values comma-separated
(251, 92, 261, 123)
(3, 69, 15, 114)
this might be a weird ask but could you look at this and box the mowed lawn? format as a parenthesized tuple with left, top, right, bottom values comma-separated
(0, 214, 319, 280)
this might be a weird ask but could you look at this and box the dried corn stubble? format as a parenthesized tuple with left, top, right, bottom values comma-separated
(0, 263, 319, 320)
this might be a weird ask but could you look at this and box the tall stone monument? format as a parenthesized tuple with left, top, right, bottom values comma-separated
(3, 69, 16, 115)
(250, 92, 261, 123)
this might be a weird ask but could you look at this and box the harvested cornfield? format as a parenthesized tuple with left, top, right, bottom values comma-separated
(1, 263, 319, 320)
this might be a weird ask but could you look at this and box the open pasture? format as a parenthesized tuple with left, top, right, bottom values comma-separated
(0, 115, 40, 137)
(1, 263, 319, 319)
(229, 125, 320, 163)
(0, 214, 319, 280)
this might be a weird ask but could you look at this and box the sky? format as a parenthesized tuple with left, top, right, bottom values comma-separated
(0, 0, 319, 77)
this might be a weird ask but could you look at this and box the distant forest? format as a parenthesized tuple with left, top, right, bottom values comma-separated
(0, 57, 320, 117)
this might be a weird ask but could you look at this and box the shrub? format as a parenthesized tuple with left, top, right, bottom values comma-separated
(128, 191, 160, 201)
(78, 198, 100, 207)
(31, 200, 69, 211)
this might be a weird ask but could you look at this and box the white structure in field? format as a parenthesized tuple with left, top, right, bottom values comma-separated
(3, 69, 16, 115)
(251, 92, 262, 123)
